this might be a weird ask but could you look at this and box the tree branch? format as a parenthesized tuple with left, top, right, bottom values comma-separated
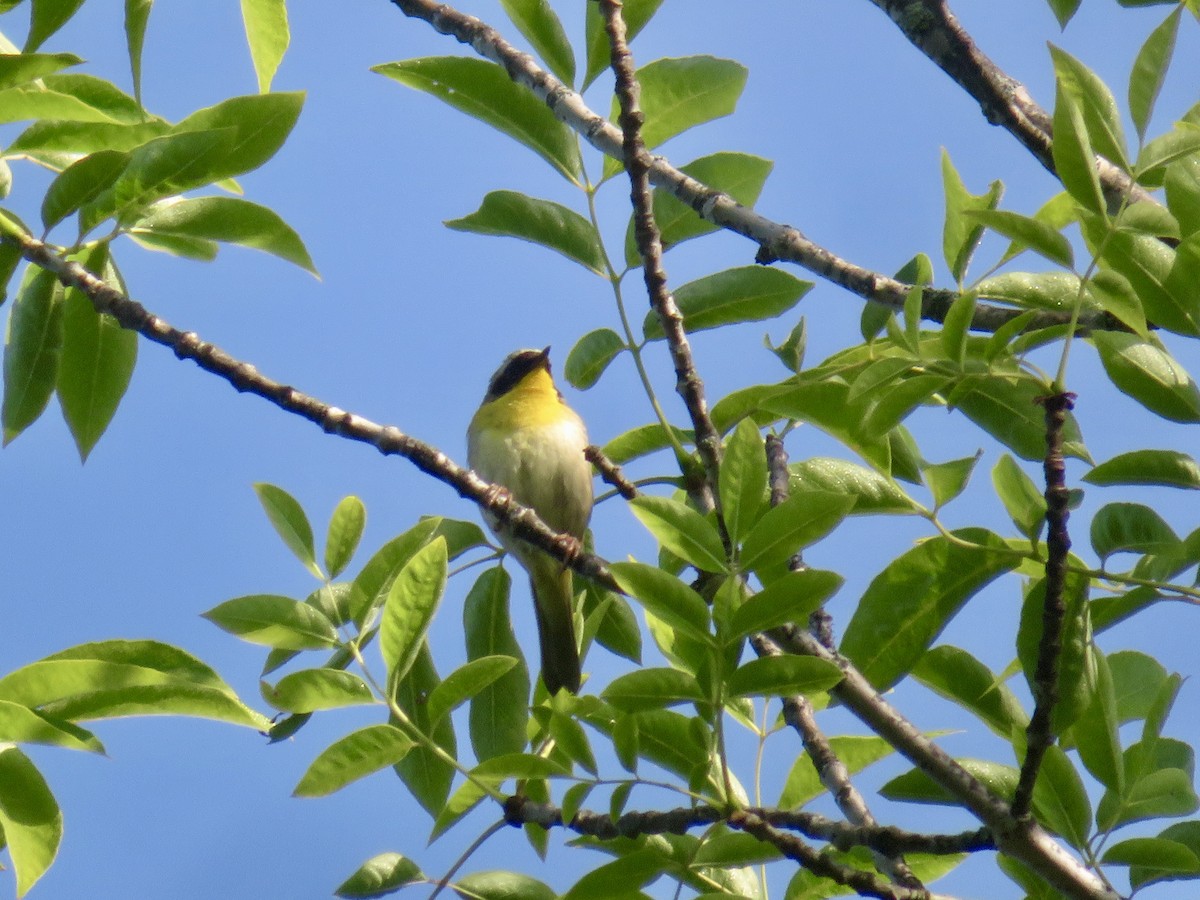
(1, 230, 619, 595)
(760, 435, 920, 888)
(503, 795, 976, 899)
(383, 0, 1125, 335)
(867, 0, 1156, 210)
(599, 0, 725, 513)
(772, 624, 1116, 900)
(1012, 391, 1076, 818)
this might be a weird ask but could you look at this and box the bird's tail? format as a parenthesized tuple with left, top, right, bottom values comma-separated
(529, 557, 582, 695)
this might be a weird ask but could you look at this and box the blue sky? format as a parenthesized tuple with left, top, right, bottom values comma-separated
(3, 1, 1200, 898)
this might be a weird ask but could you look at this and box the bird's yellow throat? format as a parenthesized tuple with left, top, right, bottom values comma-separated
(471, 366, 571, 431)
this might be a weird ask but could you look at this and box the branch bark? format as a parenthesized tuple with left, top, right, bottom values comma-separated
(867, 0, 1156, 210)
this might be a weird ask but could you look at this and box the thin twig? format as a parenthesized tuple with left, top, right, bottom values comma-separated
(1012, 391, 1076, 818)
(728, 810, 940, 900)
(599, 0, 725, 516)
(752, 633, 923, 891)
(585, 444, 639, 500)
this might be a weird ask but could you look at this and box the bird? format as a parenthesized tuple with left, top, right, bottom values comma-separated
(467, 347, 593, 695)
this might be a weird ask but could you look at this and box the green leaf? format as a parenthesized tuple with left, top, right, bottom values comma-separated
(1105, 836, 1200, 872)
(241, 0, 290, 93)
(1052, 86, 1106, 214)
(883, 758, 1018, 806)
(127, 230, 218, 260)
(1017, 572, 1093, 734)
(991, 454, 1047, 541)
(171, 90, 303, 176)
(941, 149, 1004, 282)
(349, 519, 443, 623)
(393, 645, 456, 818)
(765, 316, 806, 374)
(8, 118, 168, 156)
(124, 0, 154, 105)
(0, 701, 103, 752)
(446, 190, 604, 275)
(374, 57, 581, 182)
(1090, 502, 1177, 560)
(500, 0, 574, 85)
(1166, 155, 1200, 237)
(841, 529, 1016, 690)
(605, 55, 746, 177)
(56, 247, 137, 461)
(562, 849, 665, 900)
(1099, 767, 1199, 830)
(1072, 649, 1124, 793)
(719, 419, 767, 546)
(941, 291, 976, 365)
(977, 270, 1082, 312)
(1130, 822, 1200, 889)
(729, 569, 842, 640)
(1111, 650, 1169, 722)
(254, 482, 322, 578)
(264, 668, 373, 713)
(727, 656, 842, 698)
(1047, 0, 1083, 27)
(610, 561, 711, 645)
(1032, 744, 1092, 849)
(471, 752, 569, 781)
(25, 0, 88, 50)
(582, 0, 665, 88)
(426, 655, 517, 726)
(1089, 268, 1148, 338)
(41, 150, 130, 233)
(912, 645, 1028, 738)
(1093, 332, 1200, 422)
(129, 196, 316, 273)
(764, 381, 893, 473)
(455, 871, 556, 900)
(0, 746, 61, 896)
(948, 374, 1088, 462)
(739, 490, 854, 573)
(788, 458, 918, 515)
(1097, 228, 1200, 336)
(294, 724, 413, 798)
(967, 209, 1074, 269)
(625, 151, 774, 265)
(1136, 126, 1200, 179)
(3, 265, 63, 445)
(0, 51, 82, 91)
(924, 452, 981, 509)
(601, 421, 691, 465)
(603, 667, 706, 711)
(325, 496, 366, 580)
(336, 852, 424, 899)
(78, 128, 232, 233)
(584, 585, 642, 664)
(462, 568, 529, 760)
(202, 594, 338, 650)
(1130, 9, 1182, 140)
(380, 537, 448, 683)
(1050, 45, 1128, 171)
(630, 495, 727, 572)
(565, 328, 625, 390)
(642, 266, 811, 340)
(860, 375, 950, 437)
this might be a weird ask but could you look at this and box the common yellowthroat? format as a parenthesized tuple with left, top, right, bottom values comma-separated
(467, 347, 593, 695)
